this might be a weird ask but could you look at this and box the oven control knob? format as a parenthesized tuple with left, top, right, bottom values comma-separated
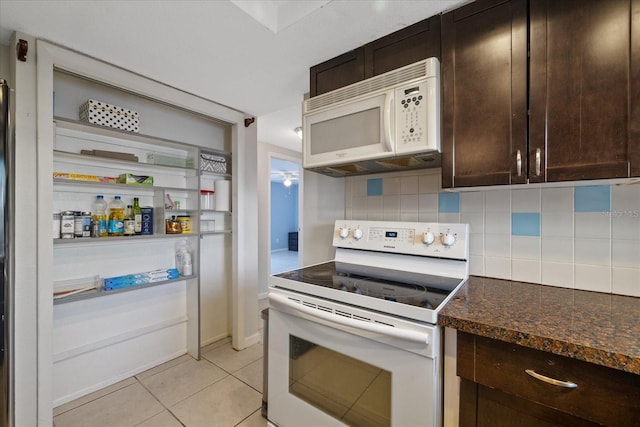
(422, 231, 435, 245)
(353, 228, 363, 240)
(339, 227, 350, 239)
(441, 232, 456, 247)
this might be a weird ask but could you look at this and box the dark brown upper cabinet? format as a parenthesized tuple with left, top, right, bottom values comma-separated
(309, 15, 441, 97)
(529, 0, 640, 183)
(443, 0, 639, 188)
(441, 0, 528, 188)
(364, 15, 441, 78)
(309, 48, 366, 98)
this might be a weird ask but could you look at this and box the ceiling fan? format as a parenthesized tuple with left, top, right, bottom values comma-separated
(271, 170, 299, 187)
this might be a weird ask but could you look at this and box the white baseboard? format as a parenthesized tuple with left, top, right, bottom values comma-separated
(200, 332, 230, 348)
(53, 316, 187, 362)
(53, 348, 187, 407)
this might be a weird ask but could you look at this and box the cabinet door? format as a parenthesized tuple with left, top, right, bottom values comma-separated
(309, 48, 366, 97)
(364, 15, 441, 77)
(441, 0, 528, 188)
(530, 0, 638, 182)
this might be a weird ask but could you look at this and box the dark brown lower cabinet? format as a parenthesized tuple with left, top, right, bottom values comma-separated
(460, 380, 603, 427)
(457, 332, 640, 427)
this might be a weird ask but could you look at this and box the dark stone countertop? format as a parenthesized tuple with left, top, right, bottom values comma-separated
(438, 276, 640, 375)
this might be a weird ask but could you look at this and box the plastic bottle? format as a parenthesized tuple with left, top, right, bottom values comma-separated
(92, 195, 108, 237)
(133, 197, 142, 235)
(182, 252, 193, 276)
(108, 195, 125, 236)
(124, 204, 136, 236)
(175, 239, 193, 276)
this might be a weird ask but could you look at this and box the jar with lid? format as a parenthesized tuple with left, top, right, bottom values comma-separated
(74, 211, 92, 238)
(60, 211, 75, 239)
(53, 211, 61, 239)
(200, 190, 215, 210)
(177, 215, 191, 234)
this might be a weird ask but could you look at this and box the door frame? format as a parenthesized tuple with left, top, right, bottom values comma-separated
(267, 152, 303, 278)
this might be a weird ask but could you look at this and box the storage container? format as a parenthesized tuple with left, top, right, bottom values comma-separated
(79, 99, 140, 133)
(200, 153, 227, 174)
(200, 190, 215, 210)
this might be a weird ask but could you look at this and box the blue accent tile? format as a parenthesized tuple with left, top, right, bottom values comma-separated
(574, 186, 611, 212)
(512, 213, 541, 236)
(439, 192, 460, 213)
(367, 178, 383, 196)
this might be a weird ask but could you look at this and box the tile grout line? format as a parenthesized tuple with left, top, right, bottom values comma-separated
(134, 375, 185, 426)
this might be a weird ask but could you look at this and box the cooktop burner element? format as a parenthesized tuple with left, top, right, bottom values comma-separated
(275, 261, 453, 312)
(270, 220, 470, 324)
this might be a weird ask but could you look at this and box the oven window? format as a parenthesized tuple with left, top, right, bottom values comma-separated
(289, 335, 391, 427)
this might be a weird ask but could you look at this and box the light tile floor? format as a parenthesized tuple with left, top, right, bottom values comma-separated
(270, 250, 299, 274)
(53, 337, 268, 427)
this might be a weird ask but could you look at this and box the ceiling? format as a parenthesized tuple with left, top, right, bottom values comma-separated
(0, 0, 467, 153)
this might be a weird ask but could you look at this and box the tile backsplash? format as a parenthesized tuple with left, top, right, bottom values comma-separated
(346, 170, 640, 297)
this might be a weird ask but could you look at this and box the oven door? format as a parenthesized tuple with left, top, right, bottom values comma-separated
(267, 292, 441, 427)
(302, 89, 394, 169)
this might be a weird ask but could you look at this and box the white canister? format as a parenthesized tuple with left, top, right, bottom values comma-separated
(214, 180, 230, 212)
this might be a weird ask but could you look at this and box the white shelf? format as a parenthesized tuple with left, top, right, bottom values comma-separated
(53, 233, 197, 247)
(200, 230, 232, 236)
(53, 275, 196, 305)
(54, 116, 202, 152)
(53, 177, 198, 193)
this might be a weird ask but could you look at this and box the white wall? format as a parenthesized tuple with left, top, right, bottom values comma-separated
(302, 170, 345, 266)
(346, 169, 640, 296)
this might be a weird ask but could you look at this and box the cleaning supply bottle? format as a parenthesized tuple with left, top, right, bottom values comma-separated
(92, 195, 108, 237)
(108, 195, 125, 236)
(133, 197, 142, 235)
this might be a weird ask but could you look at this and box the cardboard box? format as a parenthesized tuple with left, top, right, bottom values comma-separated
(117, 173, 153, 186)
(141, 207, 154, 235)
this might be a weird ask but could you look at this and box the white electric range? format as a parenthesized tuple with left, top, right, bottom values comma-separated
(267, 220, 469, 427)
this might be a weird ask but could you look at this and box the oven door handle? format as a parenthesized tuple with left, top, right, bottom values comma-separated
(270, 293, 430, 345)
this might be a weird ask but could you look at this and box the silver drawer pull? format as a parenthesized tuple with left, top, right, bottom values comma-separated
(525, 369, 578, 389)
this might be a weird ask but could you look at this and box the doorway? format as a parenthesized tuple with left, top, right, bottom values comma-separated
(270, 157, 301, 274)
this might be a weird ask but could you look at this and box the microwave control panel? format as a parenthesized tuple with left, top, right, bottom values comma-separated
(395, 78, 438, 154)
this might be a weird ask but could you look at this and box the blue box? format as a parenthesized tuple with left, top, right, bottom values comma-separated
(141, 207, 153, 235)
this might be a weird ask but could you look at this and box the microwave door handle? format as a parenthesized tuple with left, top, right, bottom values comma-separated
(269, 293, 429, 345)
(383, 92, 394, 152)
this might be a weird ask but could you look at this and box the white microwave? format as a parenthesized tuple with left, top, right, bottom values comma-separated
(303, 58, 440, 176)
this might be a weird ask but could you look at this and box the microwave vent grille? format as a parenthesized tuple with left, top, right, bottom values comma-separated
(305, 57, 439, 113)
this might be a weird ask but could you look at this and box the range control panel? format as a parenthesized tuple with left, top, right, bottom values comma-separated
(333, 220, 469, 261)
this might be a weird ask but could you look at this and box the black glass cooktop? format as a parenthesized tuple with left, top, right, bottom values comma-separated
(274, 261, 461, 311)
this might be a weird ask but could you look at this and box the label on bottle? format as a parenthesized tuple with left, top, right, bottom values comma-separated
(134, 214, 142, 233)
(108, 219, 124, 235)
(124, 218, 136, 235)
(98, 218, 108, 237)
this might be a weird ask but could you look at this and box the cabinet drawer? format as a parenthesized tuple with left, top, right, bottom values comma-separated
(457, 332, 640, 426)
